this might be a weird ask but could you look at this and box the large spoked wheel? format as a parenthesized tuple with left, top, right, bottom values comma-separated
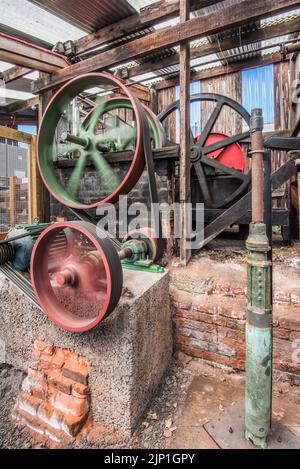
(30, 221, 123, 332)
(158, 93, 251, 209)
(37, 72, 150, 209)
(83, 97, 167, 149)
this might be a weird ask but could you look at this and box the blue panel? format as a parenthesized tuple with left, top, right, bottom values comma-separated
(242, 65, 274, 129)
(175, 81, 201, 142)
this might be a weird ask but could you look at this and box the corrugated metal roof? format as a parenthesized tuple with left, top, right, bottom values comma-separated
(29, 0, 137, 33)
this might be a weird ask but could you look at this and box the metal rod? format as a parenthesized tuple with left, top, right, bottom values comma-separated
(60, 131, 88, 148)
(250, 108, 264, 223)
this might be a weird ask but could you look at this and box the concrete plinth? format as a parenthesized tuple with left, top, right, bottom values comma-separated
(0, 269, 172, 436)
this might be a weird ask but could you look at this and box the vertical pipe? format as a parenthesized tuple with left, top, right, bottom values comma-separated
(245, 109, 273, 448)
(251, 109, 264, 223)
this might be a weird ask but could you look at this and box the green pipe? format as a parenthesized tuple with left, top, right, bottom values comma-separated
(245, 222, 272, 448)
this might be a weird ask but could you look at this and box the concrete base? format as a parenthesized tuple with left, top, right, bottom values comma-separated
(0, 269, 172, 437)
(204, 400, 300, 449)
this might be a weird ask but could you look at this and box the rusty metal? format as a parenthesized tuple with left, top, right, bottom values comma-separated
(250, 108, 264, 223)
(245, 108, 273, 448)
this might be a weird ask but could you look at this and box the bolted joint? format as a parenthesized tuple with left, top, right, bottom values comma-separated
(246, 223, 270, 253)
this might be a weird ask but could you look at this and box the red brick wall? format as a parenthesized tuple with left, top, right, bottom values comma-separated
(170, 260, 300, 385)
(12, 341, 90, 443)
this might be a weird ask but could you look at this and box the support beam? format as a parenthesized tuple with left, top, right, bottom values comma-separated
(75, 0, 222, 55)
(0, 33, 69, 73)
(154, 52, 287, 90)
(7, 96, 39, 114)
(123, 15, 300, 79)
(32, 0, 300, 93)
(0, 66, 31, 83)
(179, 0, 191, 265)
(0, 124, 32, 144)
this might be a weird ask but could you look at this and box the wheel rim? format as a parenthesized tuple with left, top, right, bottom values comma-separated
(30, 221, 123, 332)
(37, 72, 146, 209)
(158, 93, 251, 209)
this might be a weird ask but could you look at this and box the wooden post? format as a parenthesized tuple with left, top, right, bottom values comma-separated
(38, 78, 52, 222)
(150, 87, 158, 114)
(9, 176, 16, 227)
(28, 135, 40, 223)
(179, 0, 191, 265)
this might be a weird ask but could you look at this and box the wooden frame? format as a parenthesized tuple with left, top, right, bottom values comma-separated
(0, 125, 41, 230)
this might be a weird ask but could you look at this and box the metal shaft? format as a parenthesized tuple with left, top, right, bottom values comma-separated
(250, 108, 264, 223)
(61, 131, 88, 148)
(245, 108, 273, 449)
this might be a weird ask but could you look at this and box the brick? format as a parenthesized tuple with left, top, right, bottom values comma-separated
(173, 300, 191, 310)
(273, 337, 291, 352)
(37, 402, 63, 430)
(217, 325, 245, 343)
(279, 317, 300, 332)
(219, 337, 245, 352)
(232, 288, 246, 297)
(218, 306, 246, 321)
(16, 392, 41, 417)
(47, 369, 73, 395)
(62, 361, 89, 385)
(274, 292, 291, 304)
(39, 353, 54, 370)
(72, 383, 89, 399)
(33, 340, 54, 355)
(175, 317, 216, 333)
(291, 294, 300, 305)
(61, 413, 88, 437)
(226, 318, 245, 331)
(191, 304, 213, 315)
(290, 331, 300, 341)
(50, 390, 89, 417)
(273, 327, 290, 340)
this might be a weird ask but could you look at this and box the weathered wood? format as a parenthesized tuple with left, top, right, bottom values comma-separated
(154, 52, 287, 90)
(150, 87, 158, 114)
(28, 135, 41, 223)
(38, 82, 52, 222)
(123, 16, 300, 79)
(0, 125, 32, 144)
(0, 33, 69, 72)
(75, 0, 223, 55)
(179, 0, 191, 265)
(32, 0, 300, 93)
(7, 96, 39, 114)
(0, 66, 31, 83)
(9, 176, 16, 227)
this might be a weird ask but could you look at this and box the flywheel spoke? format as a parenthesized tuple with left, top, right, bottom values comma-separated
(90, 150, 120, 193)
(67, 151, 87, 198)
(194, 162, 213, 207)
(196, 101, 223, 148)
(202, 131, 250, 155)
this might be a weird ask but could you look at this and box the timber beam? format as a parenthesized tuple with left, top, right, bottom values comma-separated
(0, 66, 32, 83)
(6, 96, 39, 114)
(0, 33, 69, 73)
(31, 0, 300, 94)
(122, 15, 300, 79)
(153, 52, 288, 90)
(74, 0, 223, 55)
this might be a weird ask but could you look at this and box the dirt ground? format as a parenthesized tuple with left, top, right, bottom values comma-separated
(1, 356, 300, 449)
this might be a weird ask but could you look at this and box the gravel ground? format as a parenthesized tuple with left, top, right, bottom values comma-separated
(0, 364, 32, 449)
(0, 359, 193, 449)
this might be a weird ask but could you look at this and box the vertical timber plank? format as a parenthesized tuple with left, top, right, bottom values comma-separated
(38, 77, 52, 222)
(179, 0, 191, 265)
(28, 135, 40, 222)
(9, 176, 16, 227)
